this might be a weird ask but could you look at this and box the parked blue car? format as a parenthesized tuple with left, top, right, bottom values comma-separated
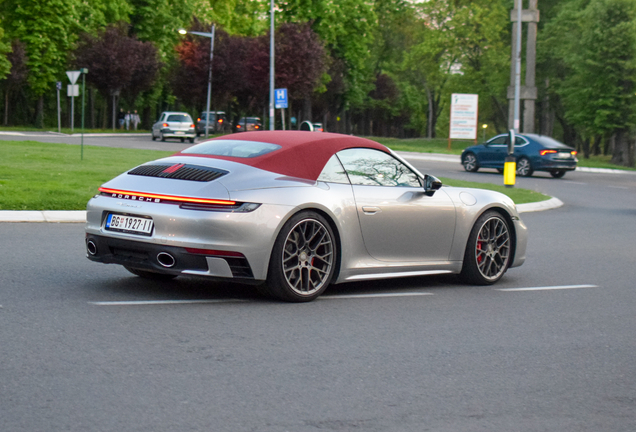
(461, 133, 578, 178)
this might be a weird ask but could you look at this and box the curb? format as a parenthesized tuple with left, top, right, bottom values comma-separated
(516, 197, 563, 213)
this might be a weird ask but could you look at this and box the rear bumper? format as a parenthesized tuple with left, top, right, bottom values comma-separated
(161, 129, 195, 138)
(86, 234, 255, 280)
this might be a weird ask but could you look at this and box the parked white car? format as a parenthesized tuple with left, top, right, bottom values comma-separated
(152, 112, 196, 143)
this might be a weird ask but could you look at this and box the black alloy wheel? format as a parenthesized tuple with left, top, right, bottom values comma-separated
(460, 211, 511, 285)
(262, 211, 337, 302)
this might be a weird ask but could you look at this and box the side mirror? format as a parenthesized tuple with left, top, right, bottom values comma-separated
(423, 174, 443, 196)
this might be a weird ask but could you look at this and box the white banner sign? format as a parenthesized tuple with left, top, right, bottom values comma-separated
(449, 93, 478, 139)
(67, 84, 79, 97)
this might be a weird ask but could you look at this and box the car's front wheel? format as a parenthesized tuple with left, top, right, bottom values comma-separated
(462, 153, 479, 172)
(262, 211, 337, 302)
(550, 170, 566, 178)
(459, 211, 511, 285)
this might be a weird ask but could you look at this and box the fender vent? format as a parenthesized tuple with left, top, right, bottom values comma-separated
(128, 164, 227, 182)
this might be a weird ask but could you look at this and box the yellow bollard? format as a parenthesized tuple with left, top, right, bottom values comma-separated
(503, 156, 516, 188)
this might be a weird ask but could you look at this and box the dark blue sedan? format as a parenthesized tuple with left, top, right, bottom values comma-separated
(461, 133, 578, 178)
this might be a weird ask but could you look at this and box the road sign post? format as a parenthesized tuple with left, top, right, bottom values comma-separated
(275, 88, 288, 131)
(56, 82, 62, 133)
(66, 71, 81, 133)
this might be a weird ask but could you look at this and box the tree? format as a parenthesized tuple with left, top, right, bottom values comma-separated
(0, 0, 81, 127)
(0, 27, 10, 80)
(542, 0, 636, 165)
(1, 40, 28, 126)
(73, 24, 161, 126)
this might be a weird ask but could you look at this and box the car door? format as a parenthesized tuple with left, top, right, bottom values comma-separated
(479, 135, 508, 167)
(337, 148, 456, 262)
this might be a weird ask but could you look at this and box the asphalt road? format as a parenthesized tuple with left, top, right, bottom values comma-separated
(1, 134, 635, 431)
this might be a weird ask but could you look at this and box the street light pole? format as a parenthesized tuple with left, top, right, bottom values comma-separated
(513, 0, 522, 133)
(269, 0, 275, 130)
(179, 26, 216, 139)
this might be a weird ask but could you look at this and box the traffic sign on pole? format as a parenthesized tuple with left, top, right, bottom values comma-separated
(275, 88, 288, 109)
(66, 70, 81, 85)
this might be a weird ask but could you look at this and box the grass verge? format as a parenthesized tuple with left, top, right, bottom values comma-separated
(0, 141, 172, 210)
(0, 140, 548, 210)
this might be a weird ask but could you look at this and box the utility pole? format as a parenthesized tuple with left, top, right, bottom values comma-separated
(508, 0, 539, 133)
(269, 0, 275, 130)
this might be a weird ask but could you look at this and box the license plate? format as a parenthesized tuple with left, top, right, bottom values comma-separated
(175, 131, 184, 135)
(105, 213, 154, 235)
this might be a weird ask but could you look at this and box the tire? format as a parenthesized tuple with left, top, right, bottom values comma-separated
(180, 138, 185, 143)
(151, 133, 156, 141)
(160, 133, 166, 142)
(125, 266, 177, 281)
(462, 153, 479, 172)
(459, 210, 511, 285)
(188, 138, 195, 143)
(516, 157, 533, 177)
(496, 168, 504, 174)
(263, 211, 338, 302)
(550, 170, 566, 178)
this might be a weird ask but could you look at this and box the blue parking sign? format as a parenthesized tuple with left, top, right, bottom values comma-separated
(275, 88, 288, 109)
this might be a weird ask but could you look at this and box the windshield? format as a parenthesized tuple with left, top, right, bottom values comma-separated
(182, 140, 281, 158)
(167, 114, 192, 123)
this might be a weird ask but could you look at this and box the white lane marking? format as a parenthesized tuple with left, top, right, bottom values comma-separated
(496, 284, 597, 292)
(563, 181, 587, 185)
(321, 292, 434, 300)
(608, 186, 629, 190)
(89, 299, 247, 306)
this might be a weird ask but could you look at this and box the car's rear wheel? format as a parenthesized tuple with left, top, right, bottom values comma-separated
(550, 170, 566, 178)
(124, 266, 177, 281)
(463, 153, 479, 172)
(496, 168, 504, 174)
(262, 211, 337, 302)
(459, 211, 511, 285)
(516, 157, 533, 176)
(151, 133, 156, 141)
(160, 133, 166, 142)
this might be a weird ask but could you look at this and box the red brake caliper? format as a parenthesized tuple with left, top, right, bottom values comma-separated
(477, 241, 484, 263)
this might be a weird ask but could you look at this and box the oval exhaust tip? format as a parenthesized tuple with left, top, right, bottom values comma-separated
(157, 252, 176, 268)
(87, 240, 97, 256)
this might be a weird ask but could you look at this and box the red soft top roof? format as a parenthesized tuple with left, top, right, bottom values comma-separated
(176, 131, 390, 181)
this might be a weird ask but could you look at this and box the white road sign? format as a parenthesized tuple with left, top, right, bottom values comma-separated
(449, 94, 479, 140)
(66, 70, 81, 85)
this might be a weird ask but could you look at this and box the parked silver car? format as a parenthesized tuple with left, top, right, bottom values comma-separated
(86, 131, 527, 302)
(151, 111, 196, 143)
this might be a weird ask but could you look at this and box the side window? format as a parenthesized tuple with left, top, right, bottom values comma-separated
(488, 136, 508, 145)
(336, 148, 421, 187)
(317, 155, 350, 184)
(514, 137, 527, 147)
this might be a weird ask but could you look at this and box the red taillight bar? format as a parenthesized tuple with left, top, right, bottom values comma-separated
(571, 150, 577, 156)
(99, 187, 236, 206)
(540, 149, 557, 156)
(185, 248, 245, 258)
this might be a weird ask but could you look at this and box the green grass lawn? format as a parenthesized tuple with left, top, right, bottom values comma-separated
(0, 141, 172, 210)
(0, 140, 548, 210)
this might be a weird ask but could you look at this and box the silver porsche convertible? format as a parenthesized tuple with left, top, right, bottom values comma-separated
(85, 131, 527, 302)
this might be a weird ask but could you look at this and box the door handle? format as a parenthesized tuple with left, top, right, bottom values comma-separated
(362, 206, 381, 215)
